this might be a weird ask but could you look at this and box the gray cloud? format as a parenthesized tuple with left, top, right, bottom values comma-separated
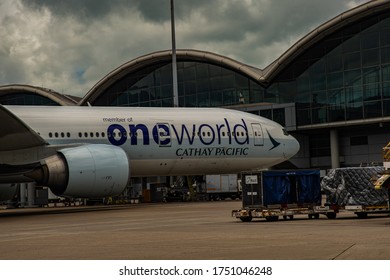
(1, 0, 370, 97)
(21, 0, 132, 21)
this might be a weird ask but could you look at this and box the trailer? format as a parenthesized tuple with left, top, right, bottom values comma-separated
(321, 166, 390, 218)
(206, 174, 241, 200)
(232, 170, 327, 222)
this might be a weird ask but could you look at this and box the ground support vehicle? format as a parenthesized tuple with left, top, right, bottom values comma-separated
(321, 166, 390, 219)
(206, 174, 241, 200)
(232, 170, 327, 222)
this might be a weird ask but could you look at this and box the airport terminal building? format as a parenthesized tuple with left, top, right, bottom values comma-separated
(1, 0, 390, 172)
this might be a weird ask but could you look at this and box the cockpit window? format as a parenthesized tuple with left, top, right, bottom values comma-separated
(282, 129, 290, 136)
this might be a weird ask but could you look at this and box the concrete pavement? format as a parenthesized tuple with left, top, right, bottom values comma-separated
(0, 201, 389, 259)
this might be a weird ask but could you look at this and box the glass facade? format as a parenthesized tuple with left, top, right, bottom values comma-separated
(93, 62, 265, 108)
(92, 11, 390, 129)
(0, 93, 58, 105)
(272, 13, 390, 126)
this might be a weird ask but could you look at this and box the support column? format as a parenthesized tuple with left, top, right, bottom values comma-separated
(330, 129, 340, 169)
(27, 183, 36, 207)
(20, 183, 27, 208)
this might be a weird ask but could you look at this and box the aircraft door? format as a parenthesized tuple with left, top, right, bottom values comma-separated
(251, 123, 264, 146)
(155, 123, 171, 147)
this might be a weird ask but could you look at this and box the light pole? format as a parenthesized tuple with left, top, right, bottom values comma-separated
(170, 0, 179, 107)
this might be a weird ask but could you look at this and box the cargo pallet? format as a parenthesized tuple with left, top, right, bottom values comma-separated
(321, 204, 390, 219)
(232, 203, 331, 222)
(321, 166, 390, 219)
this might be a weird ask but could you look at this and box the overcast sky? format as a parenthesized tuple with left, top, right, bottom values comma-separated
(0, 0, 370, 97)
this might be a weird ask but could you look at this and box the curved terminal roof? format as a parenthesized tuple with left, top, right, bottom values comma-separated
(80, 49, 264, 105)
(0, 84, 78, 106)
(80, 0, 390, 105)
(262, 0, 390, 82)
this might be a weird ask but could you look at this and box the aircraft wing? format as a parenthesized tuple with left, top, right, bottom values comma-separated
(0, 104, 48, 151)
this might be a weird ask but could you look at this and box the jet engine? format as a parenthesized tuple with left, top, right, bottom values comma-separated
(27, 144, 130, 198)
(0, 184, 18, 202)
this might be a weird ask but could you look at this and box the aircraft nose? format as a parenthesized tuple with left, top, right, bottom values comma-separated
(285, 135, 300, 159)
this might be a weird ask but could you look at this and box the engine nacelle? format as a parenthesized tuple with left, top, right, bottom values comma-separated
(0, 184, 18, 202)
(32, 144, 130, 198)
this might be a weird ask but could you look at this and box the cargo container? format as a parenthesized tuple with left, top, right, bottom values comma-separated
(321, 166, 390, 218)
(232, 170, 326, 222)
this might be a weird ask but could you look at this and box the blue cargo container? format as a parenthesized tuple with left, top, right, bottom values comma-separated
(233, 170, 324, 222)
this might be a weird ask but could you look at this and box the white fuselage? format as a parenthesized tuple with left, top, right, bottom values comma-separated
(4, 106, 300, 176)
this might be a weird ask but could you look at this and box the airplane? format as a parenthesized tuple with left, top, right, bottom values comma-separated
(0, 105, 300, 200)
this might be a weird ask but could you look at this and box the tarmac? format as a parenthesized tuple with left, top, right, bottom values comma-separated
(1, 200, 390, 260)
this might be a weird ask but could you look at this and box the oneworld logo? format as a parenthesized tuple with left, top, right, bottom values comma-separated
(107, 118, 249, 147)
